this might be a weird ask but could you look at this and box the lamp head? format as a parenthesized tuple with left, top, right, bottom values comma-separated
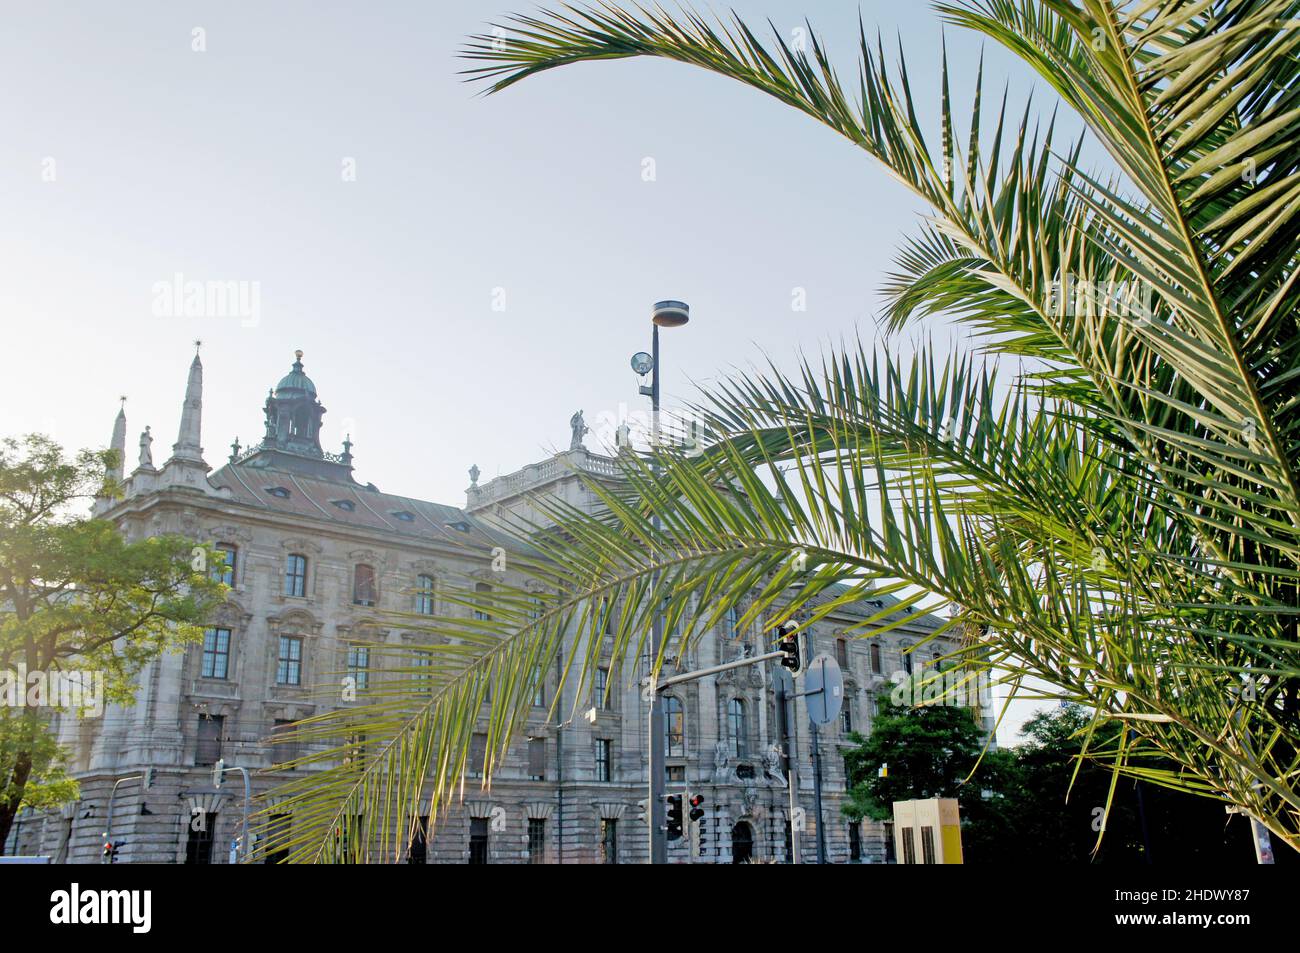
(651, 300, 690, 327)
(630, 351, 654, 376)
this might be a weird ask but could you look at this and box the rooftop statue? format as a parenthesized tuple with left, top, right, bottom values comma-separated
(569, 409, 589, 451)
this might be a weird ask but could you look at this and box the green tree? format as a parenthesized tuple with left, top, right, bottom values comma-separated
(265, 2, 1300, 860)
(0, 434, 223, 852)
(841, 702, 1015, 862)
(1003, 704, 1268, 864)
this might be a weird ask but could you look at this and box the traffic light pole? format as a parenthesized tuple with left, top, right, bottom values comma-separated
(212, 759, 253, 864)
(777, 676, 801, 864)
(648, 679, 667, 865)
(645, 650, 786, 864)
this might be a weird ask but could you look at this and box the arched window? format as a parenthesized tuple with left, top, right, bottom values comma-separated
(352, 564, 377, 606)
(473, 582, 491, 622)
(414, 574, 435, 615)
(840, 697, 854, 734)
(663, 696, 684, 756)
(902, 645, 914, 675)
(212, 544, 236, 586)
(727, 698, 747, 757)
(284, 554, 307, 597)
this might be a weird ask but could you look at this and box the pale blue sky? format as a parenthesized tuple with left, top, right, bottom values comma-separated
(1, 2, 1065, 739)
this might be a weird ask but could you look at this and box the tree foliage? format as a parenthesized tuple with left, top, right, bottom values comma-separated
(0, 434, 224, 852)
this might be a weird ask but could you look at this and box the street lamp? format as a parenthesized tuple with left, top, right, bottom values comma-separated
(631, 300, 689, 447)
(635, 299, 689, 866)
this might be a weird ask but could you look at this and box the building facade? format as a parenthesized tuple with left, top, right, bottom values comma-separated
(7, 349, 969, 864)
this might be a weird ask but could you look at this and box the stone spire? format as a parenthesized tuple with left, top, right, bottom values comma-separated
(169, 341, 206, 466)
(108, 397, 127, 483)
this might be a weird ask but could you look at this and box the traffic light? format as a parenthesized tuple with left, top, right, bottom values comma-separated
(688, 794, 705, 823)
(689, 794, 708, 855)
(102, 839, 121, 863)
(666, 794, 683, 841)
(778, 623, 801, 673)
(212, 758, 225, 788)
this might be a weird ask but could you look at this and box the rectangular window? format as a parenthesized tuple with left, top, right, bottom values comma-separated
(528, 737, 546, 781)
(470, 732, 488, 777)
(921, 826, 936, 864)
(284, 554, 307, 597)
(468, 817, 489, 864)
(472, 582, 491, 621)
(901, 826, 917, 865)
(264, 814, 291, 864)
(836, 637, 849, 669)
(195, 714, 223, 766)
(594, 739, 611, 782)
(413, 650, 433, 690)
(601, 819, 618, 865)
(346, 645, 370, 692)
(201, 627, 230, 679)
(271, 719, 297, 768)
(870, 643, 882, 675)
(184, 812, 216, 864)
(528, 818, 546, 864)
(414, 575, 435, 615)
(840, 700, 853, 734)
(532, 663, 545, 707)
(277, 636, 302, 685)
(903, 649, 914, 675)
(594, 666, 609, 709)
(848, 821, 861, 861)
(212, 544, 236, 586)
(407, 816, 428, 865)
(352, 564, 376, 606)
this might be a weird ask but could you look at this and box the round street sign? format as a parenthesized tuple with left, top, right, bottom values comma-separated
(803, 654, 843, 726)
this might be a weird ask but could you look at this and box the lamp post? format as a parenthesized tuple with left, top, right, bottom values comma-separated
(635, 300, 689, 865)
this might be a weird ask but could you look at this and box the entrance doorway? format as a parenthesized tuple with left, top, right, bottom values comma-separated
(731, 821, 754, 864)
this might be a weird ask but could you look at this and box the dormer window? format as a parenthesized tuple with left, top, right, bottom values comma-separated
(448, 520, 471, 533)
(266, 486, 291, 499)
(391, 510, 416, 522)
(331, 499, 356, 512)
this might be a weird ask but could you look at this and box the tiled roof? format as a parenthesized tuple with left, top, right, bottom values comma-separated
(207, 461, 514, 549)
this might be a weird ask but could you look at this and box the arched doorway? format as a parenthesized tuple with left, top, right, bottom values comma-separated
(731, 821, 754, 864)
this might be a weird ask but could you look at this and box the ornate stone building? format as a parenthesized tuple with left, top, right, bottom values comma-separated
(7, 348, 969, 864)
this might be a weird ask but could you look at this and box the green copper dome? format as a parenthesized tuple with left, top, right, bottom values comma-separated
(275, 350, 317, 396)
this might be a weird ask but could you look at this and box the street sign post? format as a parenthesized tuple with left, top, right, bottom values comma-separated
(802, 654, 842, 864)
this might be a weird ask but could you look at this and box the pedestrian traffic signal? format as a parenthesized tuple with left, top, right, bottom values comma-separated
(778, 623, 801, 673)
(666, 794, 683, 841)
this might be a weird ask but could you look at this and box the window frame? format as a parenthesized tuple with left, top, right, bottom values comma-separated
(414, 574, 436, 615)
(727, 697, 747, 758)
(663, 695, 685, 757)
(277, 635, 303, 686)
(284, 553, 307, 597)
(212, 543, 237, 586)
(352, 563, 377, 607)
(201, 627, 231, 680)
